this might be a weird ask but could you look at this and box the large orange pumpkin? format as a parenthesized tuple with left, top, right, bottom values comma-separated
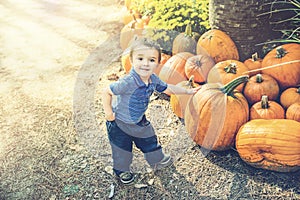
(286, 103, 300, 122)
(261, 43, 300, 91)
(207, 60, 249, 92)
(184, 75, 249, 151)
(250, 95, 285, 120)
(280, 86, 300, 109)
(159, 52, 194, 85)
(172, 24, 197, 55)
(236, 119, 300, 172)
(196, 29, 239, 63)
(184, 54, 215, 83)
(243, 74, 280, 105)
(170, 76, 200, 119)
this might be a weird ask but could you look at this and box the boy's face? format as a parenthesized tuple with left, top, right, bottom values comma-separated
(131, 45, 160, 79)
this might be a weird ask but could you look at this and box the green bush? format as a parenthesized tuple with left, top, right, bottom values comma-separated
(130, 0, 210, 54)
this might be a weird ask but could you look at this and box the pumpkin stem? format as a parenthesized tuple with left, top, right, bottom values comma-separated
(256, 74, 263, 83)
(187, 75, 196, 88)
(297, 86, 300, 93)
(251, 52, 259, 61)
(275, 46, 288, 58)
(224, 63, 237, 74)
(220, 75, 249, 96)
(261, 95, 269, 109)
(184, 23, 193, 37)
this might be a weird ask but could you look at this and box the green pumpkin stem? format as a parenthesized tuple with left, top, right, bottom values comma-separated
(220, 75, 249, 95)
(275, 46, 288, 58)
(261, 95, 270, 109)
(256, 74, 263, 83)
(184, 23, 193, 37)
(224, 63, 237, 74)
(297, 86, 300, 93)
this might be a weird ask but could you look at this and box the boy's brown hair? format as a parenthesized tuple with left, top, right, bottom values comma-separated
(128, 36, 162, 63)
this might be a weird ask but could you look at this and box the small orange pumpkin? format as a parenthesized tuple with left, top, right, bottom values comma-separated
(184, 75, 249, 151)
(261, 43, 300, 91)
(153, 53, 171, 76)
(159, 52, 194, 85)
(280, 86, 300, 109)
(196, 29, 239, 63)
(184, 54, 215, 83)
(250, 95, 285, 120)
(243, 74, 280, 105)
(207, 60, 249, 92)
(172, 24, 197, 55)
(170, 76, 200, 119)
(243, 52, 262, 76)
(236, 119, 300, 172)
(286, 102, 300, 122)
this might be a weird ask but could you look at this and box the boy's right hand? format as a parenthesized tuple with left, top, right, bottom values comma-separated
(105, 112, 115, 121)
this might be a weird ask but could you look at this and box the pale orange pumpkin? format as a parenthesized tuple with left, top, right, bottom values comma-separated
(250, 95, 285, 120)
(236, 119, 300, 172)
(243, 74, 280, 105)
(196, 29, 239, 63)
(207, 60, 249, 92)
(170, 76, 200, 118)
(184, 54, 215, 83)
(153, 53, 171, 76)
(120, 19, 145, 50)
(184, 75, 249, 151)
(159, 52, 194, 85)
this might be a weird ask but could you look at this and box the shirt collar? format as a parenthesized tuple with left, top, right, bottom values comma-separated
(130, 68, 153, 87)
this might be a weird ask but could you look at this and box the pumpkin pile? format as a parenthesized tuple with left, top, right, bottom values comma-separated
(171, 40, 299, 172)
(119, 2, 300, 173)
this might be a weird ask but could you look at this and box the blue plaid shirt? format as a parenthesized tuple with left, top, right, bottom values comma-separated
(110, 69, 168, 124)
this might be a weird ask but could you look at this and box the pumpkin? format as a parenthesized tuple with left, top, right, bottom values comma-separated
(184, 54, 215, 83)
(159, 52, 194, 85)
(184, 75, 249, 151)
(236, 119, 300, 172)
(243, 74, 279, 105)
(120, 18, 145, 50)
(170, 76, 200, 119)
(207, 60, 249, 92)
(250, 95, 285, 120)
(196, 29, 239, 63)
(153, 53, 171, 76)
(286, 102, 300, 122)
(124, 0, 131, 10)
(243, 52, 262, 76)
(261, 43, 300, 90)
(280, 86, 300, 109)
(172, 24, 197, 55)
(121, 49, 131, 73)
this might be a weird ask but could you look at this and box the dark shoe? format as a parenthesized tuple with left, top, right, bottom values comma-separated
(118, 171, 135, 185)
(152, 155, 173, 170)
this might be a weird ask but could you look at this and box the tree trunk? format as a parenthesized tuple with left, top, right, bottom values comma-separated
(209, 0, 281, 61)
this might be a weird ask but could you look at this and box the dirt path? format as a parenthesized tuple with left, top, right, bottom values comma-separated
(0, 0, 123, 107)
